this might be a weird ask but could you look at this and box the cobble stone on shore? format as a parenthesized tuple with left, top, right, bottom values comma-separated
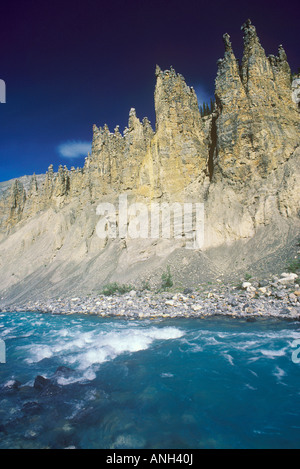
(1, 272, 299, 321)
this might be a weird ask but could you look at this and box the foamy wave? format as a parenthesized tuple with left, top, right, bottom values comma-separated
(222, 352, 235, 366)
(75, 326, 184, 369)
(273, 366, 286, 381)
(260, 348, 287, 359)
(56, 368, 97, 385)
(24, 326, 184, 375)
(24, 344, 54, 363)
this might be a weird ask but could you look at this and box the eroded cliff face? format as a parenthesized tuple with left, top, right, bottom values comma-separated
(204, 19, 300, 246)
(0, 20, 299, 299)
(140, 66, 208, 201)
(214, 20, 299, 184)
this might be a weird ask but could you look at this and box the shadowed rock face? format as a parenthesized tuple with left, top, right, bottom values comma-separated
(0, 20, 299, 301)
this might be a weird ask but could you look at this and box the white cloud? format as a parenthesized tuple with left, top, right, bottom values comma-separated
(57, 141, 92, 159)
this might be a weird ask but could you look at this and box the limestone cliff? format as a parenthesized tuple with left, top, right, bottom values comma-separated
(214, 20, 299, 184)
(205, 20, 299, 245)
(0, 20, 299, 302)
(138, 66, 208, 201)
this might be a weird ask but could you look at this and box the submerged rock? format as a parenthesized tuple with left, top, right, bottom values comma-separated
(0, 423, 7, 434)
(34, 375, 51, 390)
(22, 401, 43, 415)
(1, 380, 22, 394)
(34, 375, 61, 396)
(54, 366, 74, 378)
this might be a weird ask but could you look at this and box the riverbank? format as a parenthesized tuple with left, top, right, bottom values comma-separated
(1, 272, 299, 320)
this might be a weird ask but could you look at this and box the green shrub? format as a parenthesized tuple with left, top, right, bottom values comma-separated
(140, 280, 151, 291)
(287, 258, 300, 274)
(285, 239, 300, 273)
(161, 266, 173, 290)
(101, 282, 134, 296)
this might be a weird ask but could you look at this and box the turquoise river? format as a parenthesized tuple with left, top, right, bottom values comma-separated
(1, 311, 300, 449)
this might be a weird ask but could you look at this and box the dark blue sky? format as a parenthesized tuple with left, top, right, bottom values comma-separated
(0, 0, 299, 182)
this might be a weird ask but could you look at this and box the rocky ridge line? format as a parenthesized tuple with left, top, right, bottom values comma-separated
(0, 20, 299, 303)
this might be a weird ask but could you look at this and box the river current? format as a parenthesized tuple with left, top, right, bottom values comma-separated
(0, 312, 300, 449)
